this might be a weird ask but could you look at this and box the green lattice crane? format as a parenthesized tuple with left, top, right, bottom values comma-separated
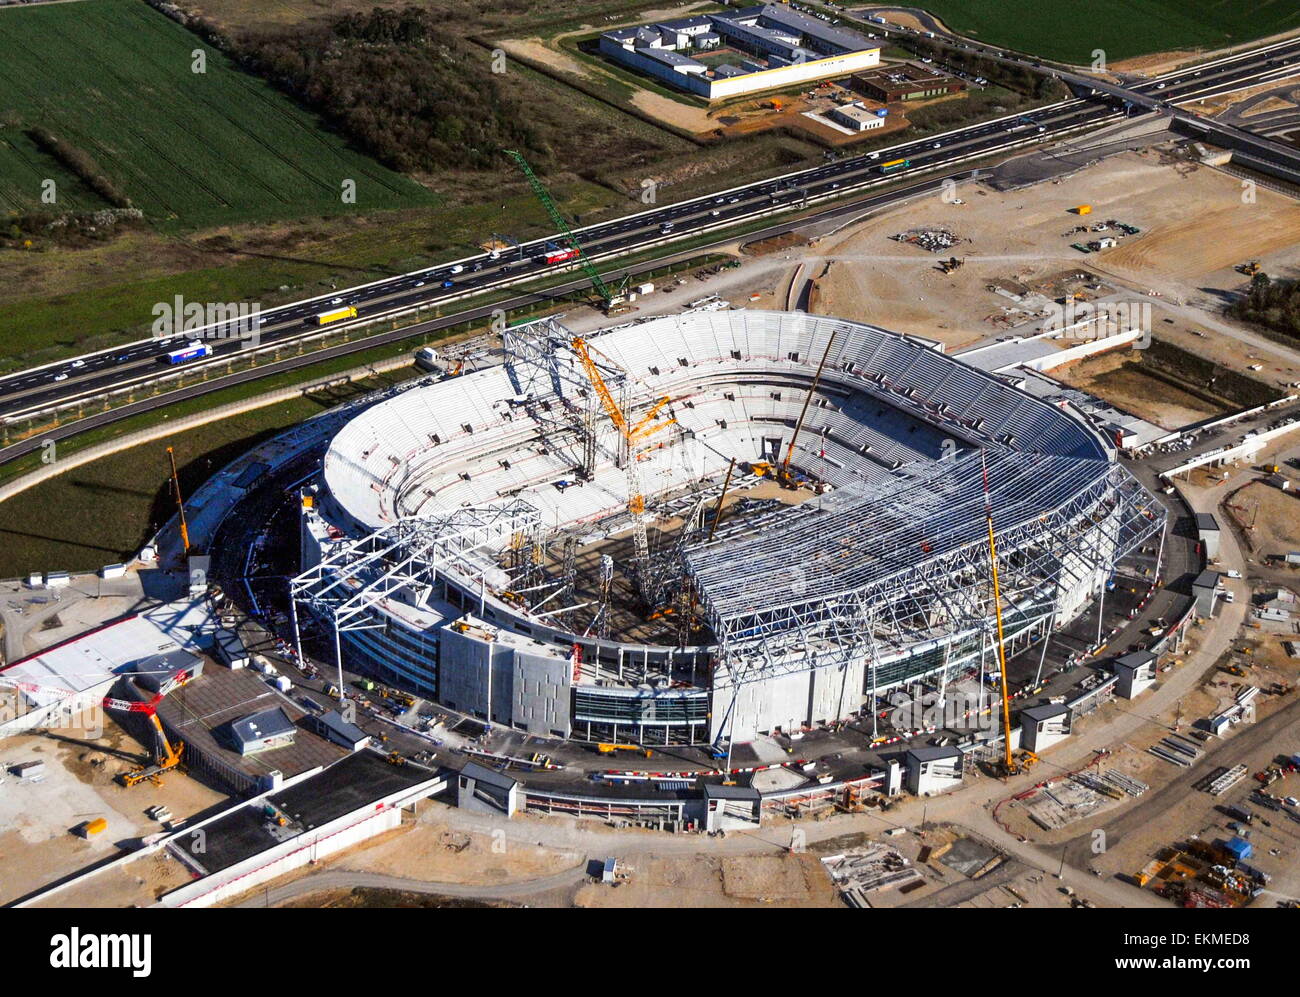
(504, 149, 622, 308)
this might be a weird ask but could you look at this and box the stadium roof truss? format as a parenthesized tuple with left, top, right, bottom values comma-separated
(688, 448, 1165, 690)
(292, 499, 541, 632)
(502, 316, 631, 476)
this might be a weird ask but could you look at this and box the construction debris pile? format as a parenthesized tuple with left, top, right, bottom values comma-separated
(891, 227, 961, 252)
(1136, 837, 1270, 908)
(821, 843, 923, 907)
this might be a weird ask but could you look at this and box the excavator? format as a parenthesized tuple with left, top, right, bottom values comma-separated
(103, 694, 185, 788)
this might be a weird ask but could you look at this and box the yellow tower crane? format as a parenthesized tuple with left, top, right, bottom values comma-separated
(982, 451, 1018, 778)
(779, 332, 837, 488)
(570, 337, 675, 579)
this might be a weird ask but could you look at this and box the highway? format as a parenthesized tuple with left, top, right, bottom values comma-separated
(2, 35, 1299, 422)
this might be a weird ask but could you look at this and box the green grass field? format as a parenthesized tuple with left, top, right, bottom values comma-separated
(879, 0, 1300, 64)
(0, 0, 435, 228)
(0, 367, 419, 579)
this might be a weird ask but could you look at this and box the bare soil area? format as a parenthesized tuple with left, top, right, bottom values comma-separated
(1050, 351, 1224, 429)
(811, 150, 1300, 369)
(573, 851, 837, 907)
(335, 822, 582, 885)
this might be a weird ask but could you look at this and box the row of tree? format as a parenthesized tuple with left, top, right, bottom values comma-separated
(26, 126, 133, 209)
(1230, 272, 1300, 340)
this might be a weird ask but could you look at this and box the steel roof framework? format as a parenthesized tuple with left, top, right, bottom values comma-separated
(693, 453, 1164, 692)
(291, 499, 541, 635)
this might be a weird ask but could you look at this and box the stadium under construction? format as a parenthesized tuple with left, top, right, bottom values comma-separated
(290, 310, 1165, 750)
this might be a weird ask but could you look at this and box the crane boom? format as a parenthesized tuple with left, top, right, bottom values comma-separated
(569, 337, 675, 593)
(780, 332, 837, 485)
(982, 451, 1016, 776)
(503, 150, 619, 307)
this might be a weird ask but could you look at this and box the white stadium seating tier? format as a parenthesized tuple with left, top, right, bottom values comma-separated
(322, 312, 1109, 531)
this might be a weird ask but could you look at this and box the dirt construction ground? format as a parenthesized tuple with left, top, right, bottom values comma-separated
(1048, 350, 1225, 430)
(573, 851, 838, 907)
(809, 149, 1300, 370)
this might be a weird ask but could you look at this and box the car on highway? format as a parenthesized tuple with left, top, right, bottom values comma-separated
(53, 373, 68, 381)
(449, 264, 465, 274)
(330, 297, 343, 304)
(414, 281, 425, 287)
(70, 360, 85, 368)
(441, 279, 455, 288)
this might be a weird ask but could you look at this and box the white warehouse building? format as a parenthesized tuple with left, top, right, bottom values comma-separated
(599, 4, 881, 100)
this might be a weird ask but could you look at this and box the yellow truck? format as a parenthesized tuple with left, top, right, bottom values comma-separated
(310, 305, 358, 326)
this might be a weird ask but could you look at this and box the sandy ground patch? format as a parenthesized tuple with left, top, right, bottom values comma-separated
(1226, 478, 1300, 556)
(27, 849, 193, 908)
(0, 731, 225, 904)
(574, 851, 837, 907)
(809, 150, 1300, 360)
(336, 821, 582, 885)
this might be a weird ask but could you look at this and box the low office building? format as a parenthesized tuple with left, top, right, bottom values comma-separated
(905, 745, 963, 795)
(701, 783, 762, 832)
(229, 707, 297, 756)
(851, 62, 966, 102)
(1196, 512, 1221, 560)
(1114, 649, 1157, 699)
(457, 761, 520, 817)
(826, 102, 886, 132)
(1019, 703, 1071, 752)
(1193, 570, 1221, 616)
(306, 710, 369, 752)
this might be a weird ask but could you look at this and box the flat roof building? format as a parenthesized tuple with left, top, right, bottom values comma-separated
(1019, 702, 1071, 752)
(826, 102, 886, 132)
(1114, 649, 1157, 699)
(905, 744, 964, 795)
(851, 62, 966, 102)
(229, 707, 297, 756)
(307, 710, 369, 752)
(701, 782, 762, 831)
(1193, 569, 1221, 616)
(457, 761, 520, 817)
(1196, 512, 1221, 560)
(598, 3, 880, 101)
